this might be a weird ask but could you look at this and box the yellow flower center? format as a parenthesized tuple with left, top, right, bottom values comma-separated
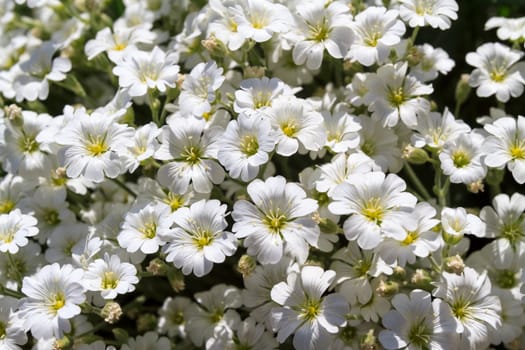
(510, 141, 525, 159)
(300, 299, 321, 321)
(193, 228, 214, 250)
(240, 135, 259, 156)
(489, 69, 506, 82)
(114, 43, 126, 51)
(165, 192, 184, 211)
(253, 92, 272, 109)
(263, 210, 287, 234)
(0, 199, 15, 214)
(281, 120, 298, 137)
(364, 32, 382, 47)
(360, 139, 375, 156)
(388, 87, 406, 107)
(43, 210, 60, 225)
(452, 150, 470, 168)
(308, 18, 330, 42)
(401, 230, 419, 245)
(140, 222, 157, 239)
(181, 145, 202, 165)
(49, 293, 66, 314)
(101, 271, 119, 290)
(86, 135, 109, 157)
(19, 134, 39, 153)
(362, 197, 384, 224)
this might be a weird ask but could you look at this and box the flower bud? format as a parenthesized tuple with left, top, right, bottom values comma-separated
(360, 329, 378, 350)
(402, 144, 430, 164)
(4, 104, 23, 127)
(467, 180, 484, 194)
(375, 280, 399, 297)
(392, 266, 406, 280)
(444, 254, 465, 275)
(136, 313, 157, 333)
(101, 301, 123, 324)
(147, 258, 167, 276)
(53, 336, 72, 350)
(455, 74, 471, 107)
(167, 267, 185, 292)
(237, 254, 256, 277)
(411, 268, 432, 287)
(244, 66, 266, 79)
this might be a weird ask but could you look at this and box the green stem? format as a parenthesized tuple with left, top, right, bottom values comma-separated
(0, 285, 24, 298)
(429, 255, 441, 273)
(7, 253, 23, 286)
(148, 90, 161, 125)
(410, 26, 420, 45)
(111, 178, 136, 197)
(453, 100, 462, 119)
(403, 162, 432, 200)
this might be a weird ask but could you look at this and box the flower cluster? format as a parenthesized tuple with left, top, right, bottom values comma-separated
(0, 0, 524, 349)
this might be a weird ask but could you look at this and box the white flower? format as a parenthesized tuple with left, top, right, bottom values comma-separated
(410, 44, 455, 82)
(121, 331, 171, 350)
(441, 206, 485, 240)
(466, 42, 525, 102)
(184, 284, 242, 347)
(121, 122, 161, 173)
(271, 265, 349, 350)
(0, 241, 43, 288)
(485, 16, 525, 42)
(84, 26, 156, 63)
(411, 108, 470, 149)
(347, 6, 406, 66)
(118, 202, 172, 254)
(233, 77, 293, 116)
(0, 296, 27, 350)
(207, 0, 246, 51)
(113, 46, 179, 97)
(155, 117, 225, 194)
(322, 110, 361, 154)
(329, 172, 417, 250)
(399, 0, 459, 30)
(289, 1, 353, 70)
(231, 0, 290, 43)
(18, 263, 85, 339)
(179, 60, 225, 118)
(232, 176, 319, 264)
(84, 253, 139, 299)
(439, 132, 487, 184)
(217, 113, 276, 182)
(14, 42, 71, 101)
(483, 115, 525, 184)
(267, 96, 326, 156)
(376, 202, 442, 266)
(379, 289, 458, 349)
(242, 258, 299, 330)
(161, 199, 237, 277)
(331, 241, 393, 305)
(356, 116, 403, 172)
(0, 209, 38, 254)
(57, 113, 134, 183)
(208, 317, 278, 350)
(0, 110, 52, 178)
(479, 193, 525, 246)
(433, 267, 502, 349)
(157, 296, 192, 338)
(316, 152, 375, 196)
(365, 62, 433, 128)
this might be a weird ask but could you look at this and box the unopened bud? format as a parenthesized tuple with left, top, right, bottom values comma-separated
(176, 74, 185, 89)
(360, 329, 378, 350)
(101, 301, 122, 324)
(167, 267, 185, 292)
(237, 255, 256, 277)
(486, 168, 505, 187)
(455, 74, 471, 107)
(375, 280, 399, 297)
(201, 34, 227, 57)
(406, 46, 423, 66)
(442, 230, 463, 246)
(147, 258, 167, 276)
(4, 104, 23, 127)
(392, 266, 406, 280)
(53, 336, 72, 350)
(136, 313, 157, 333)
(402, 144, 430, 164)
(444, 254, 464, 275)
(411, 268, 432, 287)
(467, 180, 484, 194)
(243, 66, 266, 79)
